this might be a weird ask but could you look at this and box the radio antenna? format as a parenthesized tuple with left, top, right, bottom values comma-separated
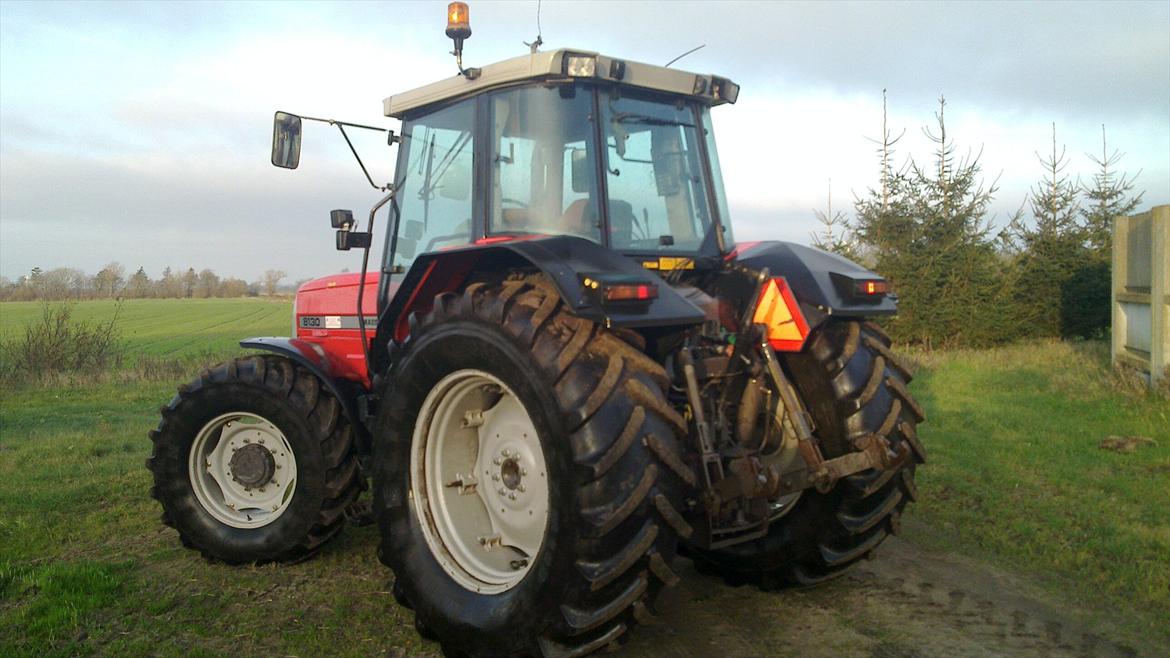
(524, 0, 544, 53)
(665, 44, 705, 68)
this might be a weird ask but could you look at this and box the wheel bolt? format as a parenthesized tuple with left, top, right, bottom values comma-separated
(491, 474, 500, 481)
(518, 484, 526, 493)
(508, 492, 516, 500)
(498, 488, 506, 496)
(493, 458, 502, 465)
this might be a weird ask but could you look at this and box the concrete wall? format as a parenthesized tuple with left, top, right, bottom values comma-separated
(1112, 205, 1169, 384)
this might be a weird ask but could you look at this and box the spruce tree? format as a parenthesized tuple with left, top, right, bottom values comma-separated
(1011, 123, 1085, 338)
(1081, 125, 1143, 255)
(855, 96, 1005, 347)
(1062, 125, 1144, 337)
(810, 178, 860, 261)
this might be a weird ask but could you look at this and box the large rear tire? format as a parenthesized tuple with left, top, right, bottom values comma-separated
(689, 319, 925, 586)
(147, 355, 363, 563)
(372, 278, 692, 657)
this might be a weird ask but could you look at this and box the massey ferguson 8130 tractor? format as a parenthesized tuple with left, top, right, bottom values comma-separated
(147, 6, 924, 656)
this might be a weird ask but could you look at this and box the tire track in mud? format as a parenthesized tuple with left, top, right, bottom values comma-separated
(622, 535, 1156, 658)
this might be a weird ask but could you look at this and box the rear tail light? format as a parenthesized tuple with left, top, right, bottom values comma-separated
(581, 274, 658, 306)
(855, 279, 890, 297)
(602, 283, 658, 302)
(752, 277, 810, 352)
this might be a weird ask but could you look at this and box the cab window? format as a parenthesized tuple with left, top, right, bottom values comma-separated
(488, 86, 601, 242)
(390, 100, 476, 275)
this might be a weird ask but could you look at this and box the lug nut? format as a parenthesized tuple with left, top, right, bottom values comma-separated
(518, 484, 526, 493)
(508, 492, 516, 500)
(491, 474, 500, 481)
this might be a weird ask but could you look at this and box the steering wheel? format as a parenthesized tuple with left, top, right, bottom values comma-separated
(501, 197, 528, 208)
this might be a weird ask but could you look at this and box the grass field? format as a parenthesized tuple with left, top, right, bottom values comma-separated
(1, 299, 1168, 655)
(0, 298, 292, 361)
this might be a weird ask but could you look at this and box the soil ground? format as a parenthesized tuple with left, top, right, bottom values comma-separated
(623, 524, 1159, 658)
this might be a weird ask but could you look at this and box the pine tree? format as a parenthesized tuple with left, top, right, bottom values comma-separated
(810, 179, 859, 261)
(1081, 124, 1142, 255)
(855, 96, 1006, 347)
(1011, 123, 1085, 337)
(1060, 125, 1145, 338)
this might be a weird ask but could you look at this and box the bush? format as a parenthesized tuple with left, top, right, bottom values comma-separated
(0, 302, 123, 378)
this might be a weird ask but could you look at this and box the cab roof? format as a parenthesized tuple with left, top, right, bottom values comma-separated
(383, 48, 739, 119)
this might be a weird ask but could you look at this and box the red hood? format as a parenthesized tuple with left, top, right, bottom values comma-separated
(298, 271, 381, 294)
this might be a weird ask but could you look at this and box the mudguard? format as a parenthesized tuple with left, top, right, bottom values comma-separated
(378, 235, 707, 346)
(732, 241, 898, 318)
(239, 337, 370, 441)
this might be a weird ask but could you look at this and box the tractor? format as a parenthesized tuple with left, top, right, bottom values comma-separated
(147, 5, 924, 656)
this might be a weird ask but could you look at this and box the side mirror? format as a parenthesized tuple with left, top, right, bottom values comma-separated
(570, 149, 590, 193)
(271, 111, 302, 169)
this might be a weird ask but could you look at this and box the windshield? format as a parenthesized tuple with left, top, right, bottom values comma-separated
(601, 94, 717, 252)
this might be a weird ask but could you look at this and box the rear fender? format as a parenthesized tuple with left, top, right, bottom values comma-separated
(240, 337, 370, 450)
(375, 235, 706, 354)
(730, 241, 898, 323)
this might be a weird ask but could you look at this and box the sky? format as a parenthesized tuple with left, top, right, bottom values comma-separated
(2, 0, 1168, 284)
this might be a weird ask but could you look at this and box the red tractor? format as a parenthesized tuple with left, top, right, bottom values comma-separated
(148, 7, 924, 656)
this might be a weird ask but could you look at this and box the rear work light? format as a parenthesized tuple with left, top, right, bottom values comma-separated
(752, 277, 810, 352)
(563, 53, 597, 77)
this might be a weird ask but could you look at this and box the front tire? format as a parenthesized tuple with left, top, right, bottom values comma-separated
(373, 278, 692, 657)
(689, 320, 925, 586)
(147, 356, 363, 563)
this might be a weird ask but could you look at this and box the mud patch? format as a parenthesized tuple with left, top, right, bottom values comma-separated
(623, 535, 1157, 657)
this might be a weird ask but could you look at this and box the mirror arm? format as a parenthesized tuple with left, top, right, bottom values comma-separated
(334, 123, 387, 191)
(294, 114, 396, 191)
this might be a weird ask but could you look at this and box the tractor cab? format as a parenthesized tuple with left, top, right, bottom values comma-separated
(380, 48, 740, 287)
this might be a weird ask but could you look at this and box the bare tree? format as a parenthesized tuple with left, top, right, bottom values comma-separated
(93, 262, 125, 298)
(262, 269, 287, 296)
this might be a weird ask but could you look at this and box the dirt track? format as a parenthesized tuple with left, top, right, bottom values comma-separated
(622, 528, 1162, 658)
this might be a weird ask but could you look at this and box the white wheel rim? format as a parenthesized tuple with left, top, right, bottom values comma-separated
(410, 369, 550, 594)
(188, 412, 298, 529)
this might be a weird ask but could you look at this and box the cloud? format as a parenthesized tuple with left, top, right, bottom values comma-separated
(2, 0, 1168, 282)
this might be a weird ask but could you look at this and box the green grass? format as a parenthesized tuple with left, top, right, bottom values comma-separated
(0, 298, 292, 361)
(905, 339, 1170, 641)
(0, 379, 426, 658)
(0, 299, 1167, 653)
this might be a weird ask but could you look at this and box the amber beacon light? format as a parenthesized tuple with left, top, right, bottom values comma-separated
(446, 3, 471, 40)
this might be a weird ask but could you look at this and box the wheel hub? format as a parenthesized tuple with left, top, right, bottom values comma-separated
(187, 412, 298, 529)
(411, 370, 550, 594)
(228, 443, 276, 488)
(500, 457, 522, 490)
